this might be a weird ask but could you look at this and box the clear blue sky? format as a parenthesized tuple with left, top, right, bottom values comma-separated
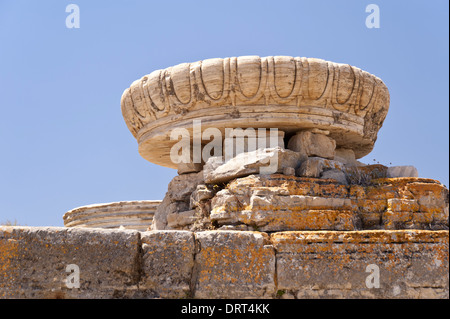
(0, 0, 448, 226)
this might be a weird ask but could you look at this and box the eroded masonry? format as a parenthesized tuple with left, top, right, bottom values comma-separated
(1, 56, 448, 299)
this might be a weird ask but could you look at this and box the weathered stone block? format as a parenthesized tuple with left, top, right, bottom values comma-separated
(349, 185, 366, 199)
(152, 197, 189, 230)
(334, 148, 357, 165)
(210, 186, 358, 231)
(296, 157, 344, 178)
(287, 131, 336, 159)
(0, 226, 141, 299)
(167, 171, 205, 202)
(272, 230, 449, 299)
(152, 171, 204, 230)
(167, 210, 196, 228)
(177, 162, 203, 175)
(193, 231, 276, 298)
(140, 230, 195, 298)
(387, 199, 420, 212)
(321, 169, 348, 185)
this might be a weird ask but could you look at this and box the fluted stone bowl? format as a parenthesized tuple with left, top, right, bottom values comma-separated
(121, 56, 390, 168)
(63, 200, 161, 231)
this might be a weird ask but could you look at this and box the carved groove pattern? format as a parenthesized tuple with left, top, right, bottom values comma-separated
(121, 56, 389, 138)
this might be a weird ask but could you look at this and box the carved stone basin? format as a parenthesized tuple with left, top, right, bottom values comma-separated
(121, 56, 390, 168)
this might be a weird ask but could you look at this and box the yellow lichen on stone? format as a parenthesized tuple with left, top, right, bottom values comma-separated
(194, 231, 275, 298)
(0, 227, 20, 298)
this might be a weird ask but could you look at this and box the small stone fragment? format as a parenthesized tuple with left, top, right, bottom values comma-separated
(190, 184, 215, 209)
(166, 210, 196, 228)
(177, 162, 203, 175)
(204, 147, 303, 184)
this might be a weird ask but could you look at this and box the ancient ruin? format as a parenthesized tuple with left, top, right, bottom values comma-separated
(63, 200, 161, 231)
(1, 56, 448, 299)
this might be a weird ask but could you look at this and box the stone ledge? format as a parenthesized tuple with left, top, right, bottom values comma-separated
(0, 226, 448, 299)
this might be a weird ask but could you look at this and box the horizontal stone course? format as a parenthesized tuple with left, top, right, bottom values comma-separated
(208, 175, 449, 232)
(272, 230, 449, 299)
(1, 226, 448, 299)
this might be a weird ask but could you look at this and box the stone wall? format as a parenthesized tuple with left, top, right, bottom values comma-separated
(1, 226, 448, 299)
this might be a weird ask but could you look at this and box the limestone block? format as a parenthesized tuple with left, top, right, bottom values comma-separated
(193, 231, 276, 298)
(272, 230, 449, 299)
(287, 131, 336, 159)
(167, 210, 196, 228)
(208, 174, 449, 232)
(321, 169, 348, 185)
(382, 211, 414, 230)
(152, 171, 204, 230)
(387, 166, 419, 178)
(0, 226, 141, 299)
(383, 198, 442, 230)
(2, 225, 448, 299)
(387, 199, 420, 212)
(210, 187, 358, 231)
(140, 230, 195, 298)
(249, 195, 353, 211)
(296, 157, 344, 178)
(226, 174, 349, 198)
(204, 147, 303, 184)
(152, 197, 189, 230)
(177, 162, 203, 175)
(167, 171, 205, 202)
(349, 185, 366, 199)
(334, 148, 358, 165)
